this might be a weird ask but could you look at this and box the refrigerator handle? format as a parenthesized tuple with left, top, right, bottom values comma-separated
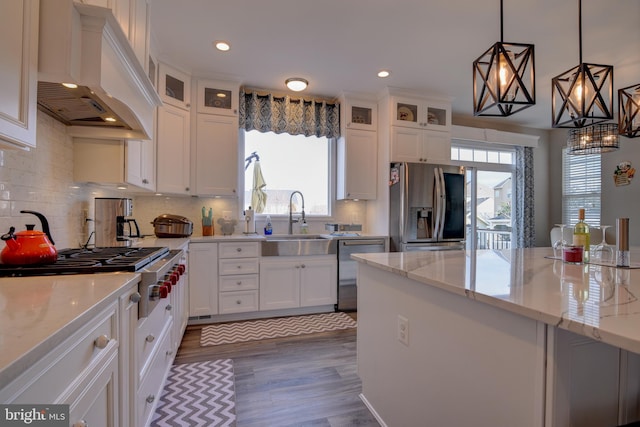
(433, 167, 442, 239)
(438, 167, 447, 240)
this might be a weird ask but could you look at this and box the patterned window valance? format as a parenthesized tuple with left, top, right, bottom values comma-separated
(239, 87, 340, 139)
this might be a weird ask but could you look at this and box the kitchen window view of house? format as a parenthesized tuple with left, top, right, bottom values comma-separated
(451, 142, 516, 250)
(243, 130, 331, 217)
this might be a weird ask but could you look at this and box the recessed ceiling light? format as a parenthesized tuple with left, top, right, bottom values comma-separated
(285, 78, 308, 92)
(62, 82, 78, 89)
(377, 70, 391, 78)
(214, 41, 230, 51)
(104, 117, 116, 122)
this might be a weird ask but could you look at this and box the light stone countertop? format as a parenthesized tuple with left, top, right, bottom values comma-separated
(0, 272, 140, 387)
(352, 247, 640, 355)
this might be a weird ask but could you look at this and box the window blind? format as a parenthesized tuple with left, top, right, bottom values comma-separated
(562, 148, 601, 226)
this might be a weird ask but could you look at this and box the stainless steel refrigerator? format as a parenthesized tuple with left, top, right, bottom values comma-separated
(389, 162, 466, 251)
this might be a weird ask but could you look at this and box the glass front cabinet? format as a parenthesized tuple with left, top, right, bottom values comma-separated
(344, 98, 377, 132)
(158, 63, 191, 110)
(391, 96, 451, 132)
(196, 79, 239, 116)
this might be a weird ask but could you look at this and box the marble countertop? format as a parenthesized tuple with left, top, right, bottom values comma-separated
(353, 247, 640, 355)
(0, 272, 140, 386)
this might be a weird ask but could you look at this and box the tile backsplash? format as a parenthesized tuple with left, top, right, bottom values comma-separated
(0, 113, 368, 250)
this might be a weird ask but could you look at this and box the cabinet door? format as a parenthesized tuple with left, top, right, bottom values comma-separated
(422, 130, 451, 165)
(260, 259, 300, 310)
(300, 258, 337, 307)
(126, 139, 144, 187)
(157, 104, 191, 194)
(197, 79, 239, 116)
(344, 99, 377, 131)
(158, 63, 191, 110)
(391, 97, 422, 129)
(188, 243, 218, 317)
(337, 129, 377, 200)
(391, 126, 424, 162)
(195, 114, 238, 196)
(68, 349, 119, 427)
(0, 0, 38, 149)
(422, 102, 451, 132)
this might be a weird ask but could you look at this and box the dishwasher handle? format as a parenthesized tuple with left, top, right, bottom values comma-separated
(340, 239, 386, 246)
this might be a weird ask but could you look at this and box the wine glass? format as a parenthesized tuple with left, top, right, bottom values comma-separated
(553, 224, 568, 258)
(591, 225, 614, 263)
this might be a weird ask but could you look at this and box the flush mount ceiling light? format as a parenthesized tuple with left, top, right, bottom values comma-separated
(285, 78, 308, 92)
(551, 0, 613, 128)
(377, 70, 391, 78)
(214, 41, 230, 51)
(618, 84, 640, 138)
(473, 0, 535, 117)
(567, 123, 619, 155)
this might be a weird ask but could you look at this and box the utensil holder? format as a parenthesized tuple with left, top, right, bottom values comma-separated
(202, 224, 213, 236)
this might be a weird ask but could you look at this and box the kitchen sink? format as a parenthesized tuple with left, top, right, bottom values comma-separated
(262, 235, 336, 256)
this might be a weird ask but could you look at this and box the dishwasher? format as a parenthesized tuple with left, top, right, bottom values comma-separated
(336, 238, 387, 311)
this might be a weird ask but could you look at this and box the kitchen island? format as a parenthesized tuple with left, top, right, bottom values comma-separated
(354, 247, 640, 427)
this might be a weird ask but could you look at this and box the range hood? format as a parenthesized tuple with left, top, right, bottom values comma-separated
(38, 1, 161, 140)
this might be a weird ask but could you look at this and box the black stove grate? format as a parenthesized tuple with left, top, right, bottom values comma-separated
(0, 246, 170, 277)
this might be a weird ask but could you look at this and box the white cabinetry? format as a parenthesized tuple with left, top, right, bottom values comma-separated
(218, 242, 259, 314)
(0, 301, 120, 425)
(195, 113, 238, 196)
(73, 138, 155, 191)
(0, 0, 38, 149)
(158, 63, 191, 110)
(196, 79, 239, 116)
(188, 243, 218, 317)
(337, 95, 377, 200)
(156, 103, 191, 194)
(260, 255, 336, 310)
(384, 91, 452, 164)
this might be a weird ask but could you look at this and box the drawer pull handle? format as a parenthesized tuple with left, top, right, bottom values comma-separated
(94, 335, 109, 349)
(73, 421, 88, 427)
(166, 304, 172, 311)
(301, 264, 306, 268)
(236, 300, 242, 305)
(166, 350, 174, 356)
(236, 281, 242, 285)
(146, 334, 155, 343)
(146, 395, 155, 404)
(236, 247, 242, 252)
(130, 292, 141, 303)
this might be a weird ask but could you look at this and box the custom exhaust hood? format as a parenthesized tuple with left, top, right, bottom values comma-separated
(37, 1, 161, 140)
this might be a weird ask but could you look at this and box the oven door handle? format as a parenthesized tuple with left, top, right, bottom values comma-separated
(340, 239, 386, 246)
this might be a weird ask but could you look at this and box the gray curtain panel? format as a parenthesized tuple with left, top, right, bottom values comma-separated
(239, 88, 340, 139)
(515, 146, 535, 248)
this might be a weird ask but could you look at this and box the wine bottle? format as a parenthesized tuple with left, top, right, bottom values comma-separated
(573, 208, 590, 263)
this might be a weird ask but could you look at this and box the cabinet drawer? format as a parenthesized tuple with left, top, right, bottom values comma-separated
(219, 290, 259, 314)
(219, 241, 259, 258)
(137, 327, 174, 427)
(0, 302, 117, 404)
(137, 300, 173, 380)
(219, 274, 259, 291)
(219, 258, 259, 275)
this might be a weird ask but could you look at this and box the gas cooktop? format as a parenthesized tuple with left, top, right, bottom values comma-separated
(0, 246, 170, 277)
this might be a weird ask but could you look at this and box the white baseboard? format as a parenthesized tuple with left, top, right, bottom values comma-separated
(359, 393, 388, 427)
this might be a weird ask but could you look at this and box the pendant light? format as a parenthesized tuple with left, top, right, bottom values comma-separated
(567, 123, 619, 154)
(551, 0, 613, 128)
(618, 84, 640, 138)
(473, 0, 535, 117)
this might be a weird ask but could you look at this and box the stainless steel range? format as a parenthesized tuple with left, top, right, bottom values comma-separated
(0, 246, 185, 318)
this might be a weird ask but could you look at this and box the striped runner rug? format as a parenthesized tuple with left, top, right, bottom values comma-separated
(200, 312, 357, 347)
(151, 359, 236, 427)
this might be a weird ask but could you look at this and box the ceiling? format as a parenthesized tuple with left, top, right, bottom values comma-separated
(149, 0, 640, 131)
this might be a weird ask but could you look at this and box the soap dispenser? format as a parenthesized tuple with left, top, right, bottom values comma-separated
(264, 215, 273, 235)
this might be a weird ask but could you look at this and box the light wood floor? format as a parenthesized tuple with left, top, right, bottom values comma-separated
(174, 313, 380, 427)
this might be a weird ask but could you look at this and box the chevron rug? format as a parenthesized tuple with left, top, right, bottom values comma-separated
(151, 359, 236, 427)
(200, 312, 357, 347)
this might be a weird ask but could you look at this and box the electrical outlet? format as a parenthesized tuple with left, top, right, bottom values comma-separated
(397, 315, 409, 346)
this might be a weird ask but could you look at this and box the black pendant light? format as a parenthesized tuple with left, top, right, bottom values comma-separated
(567, 123, 619, 154)
(473, 0, 535, 117)
(551, 0, 613, 128)
(618, 84, 640, 138)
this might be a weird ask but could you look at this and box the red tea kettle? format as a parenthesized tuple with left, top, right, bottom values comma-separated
(1, 210, 58, 265)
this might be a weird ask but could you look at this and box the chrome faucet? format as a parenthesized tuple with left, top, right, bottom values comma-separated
(288, 191, 306, 234)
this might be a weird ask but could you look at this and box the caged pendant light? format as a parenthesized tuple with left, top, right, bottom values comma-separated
(551, 0, 613, 128)
(567, 123, 619, 155)
(473, 0, 535, 117)
(618, 84, 640, 138)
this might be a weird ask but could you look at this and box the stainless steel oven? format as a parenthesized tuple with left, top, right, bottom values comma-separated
(337, 238, 387, 311)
